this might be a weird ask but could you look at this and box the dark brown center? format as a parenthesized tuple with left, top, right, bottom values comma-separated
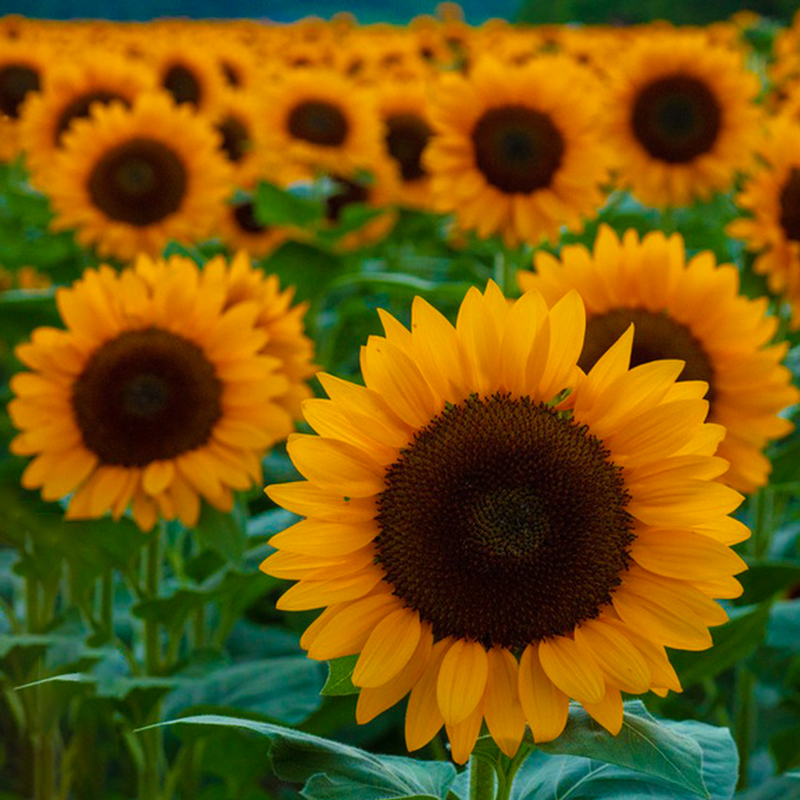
(376, 393, 633, 649)
(54, 91, 128, 145)
(287, 100, 348, 147)
(471, 105, 565, 194)
(631, 74, 721, 164)
(580, 308, 716, 405)
(221, 61, 241, 87)
(216, 114, 251, 163)
(72, 328, 222, 467)
(385, 112, 432, 182)
(325, 176, 369, 223)
(779, 167, 800, 243)
(163, 64, 202, 106)
(0, 63, 40, 118)
(87, 137, 187, 226)
(232, 200, 267, 234)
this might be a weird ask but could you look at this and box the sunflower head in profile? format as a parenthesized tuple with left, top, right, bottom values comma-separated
(729, 115, 800, 329)
(604, 31, 761, 208)
(41, 91, 232, 261)
(262, 281, 748, 764)
(19, 50, 158, 184)
(519, 225, 799, 494)
(9, 252, 312, 531)
(261, 69, 383, 175)
(424, 56, 611, 247)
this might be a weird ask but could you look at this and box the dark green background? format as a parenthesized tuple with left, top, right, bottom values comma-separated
(0, 0, 794, 24)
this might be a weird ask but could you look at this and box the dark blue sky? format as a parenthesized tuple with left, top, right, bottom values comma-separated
(0, 1, 518, 24)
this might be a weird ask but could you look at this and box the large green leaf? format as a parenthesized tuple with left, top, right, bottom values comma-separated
(194, 500, 248, 566)
(736, 562, 800, 606)
(162, 657, 325, 724)
(254, 181, 324, 227)
(147, 714, 457, 800)
(535, 701, 710, 797)
(515, 710, 736, 799)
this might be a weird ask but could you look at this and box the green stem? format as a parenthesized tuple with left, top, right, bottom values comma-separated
(469, 756, 495, 800)
(495, 744, 533, 800)
(735, 667, 754, 790)
(139, 526, 164, 800)
(100, 570, 114, 643)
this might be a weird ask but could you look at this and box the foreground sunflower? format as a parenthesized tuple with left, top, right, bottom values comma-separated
(424, 56, 611, 246)
(261, 282, 747, 763)
(603, 31, 761, 207)
(41, 92, 232, 260)
(9, 253, 306, 531)
(728, 115, 800, 328)
(519, 226, 798, 494)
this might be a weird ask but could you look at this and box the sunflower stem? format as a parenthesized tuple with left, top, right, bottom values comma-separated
(469, 754, 495, 800)
(734, 666, 755, 790)
(139, 524, 165, 800)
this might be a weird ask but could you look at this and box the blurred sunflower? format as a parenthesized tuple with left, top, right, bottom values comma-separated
(211, 90, 266, 188)
(262, 282, 747, 763)
(376, 78, 435, 209)
(729, 116, 800, 328)
(519, 226, 798, 494)
(8, 253, 305, 531)
(0, 39, 48, 160)
(604, 32, 761, 207)
(424, 56, 611, 246)
(218, 194, 292, 258)
(42, 92, 231, 260)
(148, 37, 225, 115)
(19, 50, 157, 184)
(261, 69, 383, 174)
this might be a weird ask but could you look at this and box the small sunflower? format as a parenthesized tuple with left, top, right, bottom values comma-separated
(375, 78, 435, 210)
(0, 39, 48, 161)
(729, 115, 800, 328)
(211, 90, 267, 188)
(424, 56, 611, 246)
(603, 31, 761, 207)
(519, 225, 798, 494)
(9, 253, 308, 531)
(262, 282, 747, 764)
(42, 92, 232, 261)
(218, 193, 292, 259)
(19, 50, 157, 184)
(261, 69, 383, 174)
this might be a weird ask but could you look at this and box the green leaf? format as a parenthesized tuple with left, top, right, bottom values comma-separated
(764, 600, 800, 652)
(736, 561, 800, 605)
(247, 508, 300, 539)
(146, 714, 457, 800)
(536, 701, 708, 796)
(162, 657, 325, 724)
(254, 181, 324, 227)
(321, 655, 359, 696)
(194, 501, 248, 565)
(516, 709, 736, 799)
(669, 602, 771, 687)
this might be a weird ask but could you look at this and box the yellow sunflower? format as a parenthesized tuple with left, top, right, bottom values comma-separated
(41, 91, 232, 261)
(261, 281, 747, 764)
(211, 90, 267, 189)
(9, 252, 310, 531)
(19, 50, 157, 185)
(518, 225, 798, 494)
(729, 115, 800, 328)
(424, 56, 611, 247)
(218, 194, 293, 259)
(0, 39, 48, 161)
(375, 78, 435, 210)
(603, 31, 761, 208)
(261, 69, 383, 174)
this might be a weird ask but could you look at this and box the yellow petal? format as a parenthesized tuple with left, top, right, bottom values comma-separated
(518, 643, 569, 743)
(405, 639, 451, 751)
(437, 638, 489, 726)
(445, 699, 485, 765)
(353, 606, 422, 688)
(538, 635, 605, 704)
(574, 619, 651, 694)
(484, 647, 526, 758)
(142, 461, 175, 496)
(582, 687, 623, 735)
(265, 481, 376, 522)
(268, 518, 378, 557)
(275, 567, 385, 611)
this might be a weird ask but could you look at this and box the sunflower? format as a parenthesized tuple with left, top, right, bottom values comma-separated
(147, 37, 225, 115)
(261, 69, 383, 175)
(729, 115, 800, 329)
(19, 50, 157, 185)
(261, 281, 747, 764)
(424, 56, 611, 247)
(518, 225, 798, 494)
(0, 39, 48, 161)
(375, 78, 435, 210)
(211, 90, 267, 188)
(218, 193, 293, 258)
(41, 92, 232, 261)
(603, 31, 761, 208)
(8, 253, 308, 531)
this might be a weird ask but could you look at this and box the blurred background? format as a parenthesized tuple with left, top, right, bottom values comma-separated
(0, 0, 796, 25)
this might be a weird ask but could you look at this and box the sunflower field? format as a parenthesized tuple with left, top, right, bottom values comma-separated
(4, 4, 800, 800)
